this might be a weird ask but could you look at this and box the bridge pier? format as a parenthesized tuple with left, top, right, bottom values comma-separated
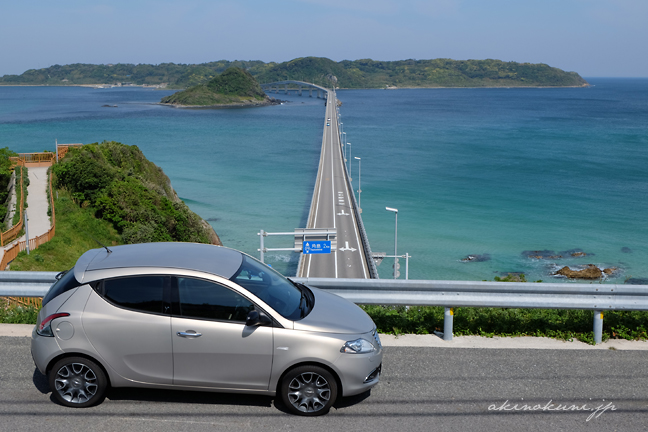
(284, 84, 288, 95)
(309, 88, 313, 97)
(299, 85, 302, 96)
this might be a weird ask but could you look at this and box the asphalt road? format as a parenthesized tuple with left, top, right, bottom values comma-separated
(2, 337, 646, 432)
(299, 90, 370, 279)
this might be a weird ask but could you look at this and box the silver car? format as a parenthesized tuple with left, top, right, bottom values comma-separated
(31, 242, 382, 416)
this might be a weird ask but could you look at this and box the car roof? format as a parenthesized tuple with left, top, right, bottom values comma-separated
(74, 242, 243, 283)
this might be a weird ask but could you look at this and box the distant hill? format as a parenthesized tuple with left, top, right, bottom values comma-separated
(258, 57, 589, 88)
(160, 67, 271, 106)
(0, 57, 588, 88)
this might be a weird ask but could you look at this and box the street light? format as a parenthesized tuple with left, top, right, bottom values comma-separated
(386, 207, 398, 279)
(348, 142, 352, 181)
(342, 132, 346, 158)
(355, 157, 362, 213)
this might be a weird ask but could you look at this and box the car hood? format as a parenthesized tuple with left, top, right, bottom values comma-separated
(292, 287, 375, 334)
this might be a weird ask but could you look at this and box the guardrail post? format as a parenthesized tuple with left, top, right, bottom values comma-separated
(593, 310, 603, 344)
(258, 230, 265, 263)
(443, 307, 454, 341)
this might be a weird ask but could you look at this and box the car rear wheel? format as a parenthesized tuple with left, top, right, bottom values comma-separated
(281, 365, 337, 416)
(49, 357, 107, 408)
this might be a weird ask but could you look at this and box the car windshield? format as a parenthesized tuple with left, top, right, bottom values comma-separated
(229, 255, 312, 320)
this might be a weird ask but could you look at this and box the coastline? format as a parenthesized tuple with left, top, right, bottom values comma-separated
(0, 84, 171, 89)
(0, 83, 591, 90)
(158, 98, 283, 109)
(358, 83, 591, 90)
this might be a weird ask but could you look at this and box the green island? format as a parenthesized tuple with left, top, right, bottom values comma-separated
(4, 141, 220, 271)
(160, 67, 274, 107)
(0, 57, 588, 89)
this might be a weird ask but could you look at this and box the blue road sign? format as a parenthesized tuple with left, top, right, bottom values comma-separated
(303, 241, 331, 254)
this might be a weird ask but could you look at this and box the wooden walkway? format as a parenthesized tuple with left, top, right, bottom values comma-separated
(0, 154, 57, 271)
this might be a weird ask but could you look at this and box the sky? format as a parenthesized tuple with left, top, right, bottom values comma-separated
(1, 0, 646, 77)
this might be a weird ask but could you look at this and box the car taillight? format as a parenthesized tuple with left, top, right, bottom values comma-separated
(37, 313, 70, 337)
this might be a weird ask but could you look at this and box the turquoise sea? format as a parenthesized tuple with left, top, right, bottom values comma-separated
(0, 79, 646, 283)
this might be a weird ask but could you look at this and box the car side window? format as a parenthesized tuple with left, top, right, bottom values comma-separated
(177, 277, 254, 322)
(103, 276, 166, 314)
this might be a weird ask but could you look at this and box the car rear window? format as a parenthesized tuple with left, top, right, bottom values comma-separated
(102, 276, 166, 314)
(42, 269, 83, 306)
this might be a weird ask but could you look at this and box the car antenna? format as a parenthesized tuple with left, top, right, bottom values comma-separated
(95, 238, 113, 254)
(78, 227, 112, 254)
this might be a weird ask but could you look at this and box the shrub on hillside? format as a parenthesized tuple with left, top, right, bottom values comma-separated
(53, 141, 213, 244)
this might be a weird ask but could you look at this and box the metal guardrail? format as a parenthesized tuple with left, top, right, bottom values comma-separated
(292, 278, 648, 310)
(2, 273, 647, 345)
(293, 278, 648, 344)
(0, 272, 58, 297)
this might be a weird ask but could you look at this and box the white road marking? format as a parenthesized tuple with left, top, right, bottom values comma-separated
(330, 102, 338, 278)
(339, 241, 357, 252)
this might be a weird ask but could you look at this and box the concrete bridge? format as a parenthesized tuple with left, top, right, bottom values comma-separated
(261, 82, 377, 279)
(260, 80, 329, 99)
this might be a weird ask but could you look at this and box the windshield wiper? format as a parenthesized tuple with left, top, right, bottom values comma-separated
(289, 279, 312, 317)
(299, 290, 309, 318)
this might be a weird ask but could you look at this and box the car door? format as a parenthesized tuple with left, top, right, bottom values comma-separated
(171, 276, 274, 390)
(83, 275, 173, 384)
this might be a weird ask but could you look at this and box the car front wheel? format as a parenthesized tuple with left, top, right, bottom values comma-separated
(49, 357, 107, 408)
(281, 365, 338, 416)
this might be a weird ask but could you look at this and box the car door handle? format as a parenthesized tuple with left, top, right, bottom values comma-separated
(177, 331, 202, 338)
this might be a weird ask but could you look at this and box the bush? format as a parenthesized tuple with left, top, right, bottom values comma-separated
(52, 141, 212, 244)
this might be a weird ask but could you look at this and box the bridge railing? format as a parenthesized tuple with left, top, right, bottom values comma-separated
(339, 141, 379, 279)
(2, 274, 646, 344)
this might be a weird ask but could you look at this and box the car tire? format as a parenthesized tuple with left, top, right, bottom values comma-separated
(280, 365, 338, 416)
(49, 357, 107, 408)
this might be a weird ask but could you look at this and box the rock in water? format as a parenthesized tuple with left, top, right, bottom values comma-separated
(553, 264, 616, 279)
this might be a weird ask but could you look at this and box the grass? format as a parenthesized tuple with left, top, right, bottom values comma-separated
(362, 305, 648, 344)
(0, 301, 39, 324)
(8, 188, 122, 271)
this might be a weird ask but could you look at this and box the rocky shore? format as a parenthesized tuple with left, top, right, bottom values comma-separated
(160, 97, 283, 109)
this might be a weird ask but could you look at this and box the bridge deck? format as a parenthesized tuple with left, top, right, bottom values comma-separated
(296, 90, 371, 279)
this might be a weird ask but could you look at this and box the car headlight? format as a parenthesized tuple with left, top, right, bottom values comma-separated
(340, 338, 376, 354)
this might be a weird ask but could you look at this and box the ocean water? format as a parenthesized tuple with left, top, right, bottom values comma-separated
(0, 79, 646, 283)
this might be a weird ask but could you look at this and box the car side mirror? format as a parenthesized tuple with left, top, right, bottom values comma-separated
(246, 310, 272, 327)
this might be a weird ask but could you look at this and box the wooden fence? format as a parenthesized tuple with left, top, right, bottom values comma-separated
(10, 153, 56, 167)
(1, 296, 42, 308)
(0, 161, 25, 246)
(56, 144, 83, 162)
